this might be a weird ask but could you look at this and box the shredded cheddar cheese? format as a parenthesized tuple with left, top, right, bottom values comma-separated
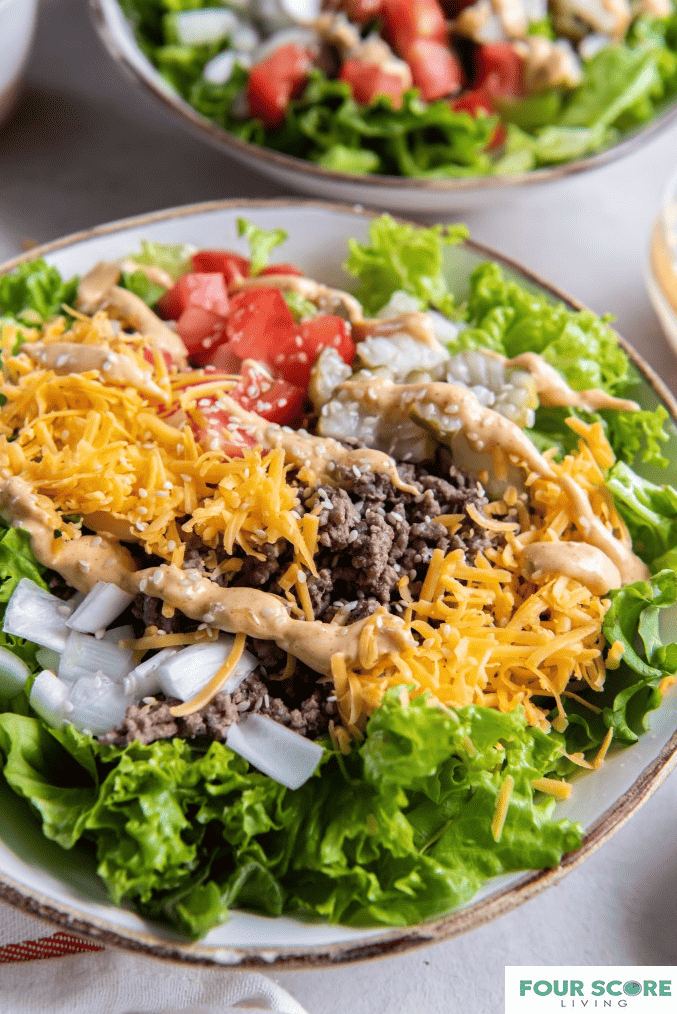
(330, 425, 624, 738)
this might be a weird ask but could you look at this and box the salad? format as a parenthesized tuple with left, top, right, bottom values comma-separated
(117, 0, 677, 177)
(0, 215, 676, 941)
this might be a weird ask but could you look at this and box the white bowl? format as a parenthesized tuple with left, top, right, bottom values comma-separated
(1, 199, 677, 968)
(647, 166, 677, 353)
(89, 0, 677, 214)
(0, 0, 38, 128)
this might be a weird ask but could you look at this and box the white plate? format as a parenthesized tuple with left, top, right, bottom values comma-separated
(89, 0, 677, 214)
(1, 199, 677, 969)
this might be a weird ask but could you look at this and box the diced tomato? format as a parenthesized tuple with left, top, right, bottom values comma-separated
(343, 0, 384, 20)
(474, 42, 524, 98)
(248, 44, 313, 129)
(451, 87, 506, 148)
(206, 342, 242, 374)
(273, 315, 354, 388)
(452, 86, 492, 117)
(176, 305, 228, 365)
(228, 360, 305, 426)
(405, 39, 463, 101)
(339, 60, 407, 109)
(381, 0, 448, 56)
(225, 287, 296, 364)
(194, 403, 259, 458)
(192, 250, 250, 285)
(156, 272, 229, 322)
(259, 263, 304, 277)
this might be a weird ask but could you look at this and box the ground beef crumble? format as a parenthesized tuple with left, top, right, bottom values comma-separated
(102, 453, 507, 748)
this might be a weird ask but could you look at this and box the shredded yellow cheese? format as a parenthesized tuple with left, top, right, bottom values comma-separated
(491, 774, 514, 841)
(531, 777, 572, 800)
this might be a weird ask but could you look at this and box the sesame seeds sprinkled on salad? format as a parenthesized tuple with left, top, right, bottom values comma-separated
(0, 215, 675, 939)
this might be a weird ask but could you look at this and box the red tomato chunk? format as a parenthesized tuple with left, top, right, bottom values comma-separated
(340, 60, 407, 108)
(273, 315, 354, 388)
(225, 288, 296, 364)
(156, 272, 229, 321)
(406, 39, 463, 101)
(248, 44, 313, 129)
(381, 0, 448, 56)
(192, 250, 251, 284)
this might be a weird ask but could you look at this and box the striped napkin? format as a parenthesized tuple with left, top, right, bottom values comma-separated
(0, 901, 308, 1014)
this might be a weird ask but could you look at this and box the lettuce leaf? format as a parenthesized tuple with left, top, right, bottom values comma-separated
(456, 262, 630, 394)
(606, 460, 677, 563)
(0, 693, 581, 938)
(0, 259, 78, 326)
(125, 240, 194, 281)
(344, 214, 468, 316)
(237, 218, 286, 276)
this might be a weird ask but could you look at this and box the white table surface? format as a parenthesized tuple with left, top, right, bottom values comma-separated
(3, 1, 677, 1011)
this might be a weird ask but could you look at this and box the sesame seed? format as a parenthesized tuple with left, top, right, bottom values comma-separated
(297, 571, 307, 583)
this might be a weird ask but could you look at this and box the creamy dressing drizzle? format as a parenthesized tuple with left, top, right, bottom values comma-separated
(504, 352, 639, 412)
(216, 392, 419, 492)
(231, 275, 365, 324)
(21, 342, 168, 402)
(0, 476, 412, 676)
(76, 264, 187, 362)
(522, 541, 621, 596)
(338, 375, 649, 586)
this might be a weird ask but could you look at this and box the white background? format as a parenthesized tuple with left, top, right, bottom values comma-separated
(3, 2, 677, 1012)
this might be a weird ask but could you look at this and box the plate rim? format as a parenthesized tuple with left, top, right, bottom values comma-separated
(1, 196, 677, 969)
(88, 0, 677, 197)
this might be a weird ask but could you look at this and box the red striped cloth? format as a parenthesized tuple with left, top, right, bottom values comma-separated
(0, 930, 104, 963)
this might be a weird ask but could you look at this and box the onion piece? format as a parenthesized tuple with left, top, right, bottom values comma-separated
(3, 579, 71, 652)
(66, 675, 134, 735)
(102, 624, 135, 647)
(0, 646, 31, 696)
(156, 638, 256, 703)
(203, 50, 252, 84)
(226, 714, 323, 790)
(58, 630, 135, 684)
(66, 582, 134, 634)
(122, 648, 176, 698)
(29, 670, 70, 729)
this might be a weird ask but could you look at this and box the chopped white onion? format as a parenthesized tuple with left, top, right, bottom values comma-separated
(156, 638, 256, 702)
(122, 648, 176, 698)
(66, 582, 134, 634)
(66, 675, 134, 735)
(36, 647, 61, 673)
(29, 670, 70, 729)
(3, 579, 71, 652)
(203, 50, 252, 84)
(167, 9, 241, 46)
(102, 624, 135, 647)
(231, 23, 260, 51)
(0, 646, 31, 695)
(376, 290, 423, 317)
(428, 310, 463, 345)
(58, 630, 135, 684)
(226, 715, 323, 790)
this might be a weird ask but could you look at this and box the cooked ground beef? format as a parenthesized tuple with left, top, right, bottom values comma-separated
(233, 456, 496, 621)
(104, 454, 505, 747)
(100, 672, 336, 748)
